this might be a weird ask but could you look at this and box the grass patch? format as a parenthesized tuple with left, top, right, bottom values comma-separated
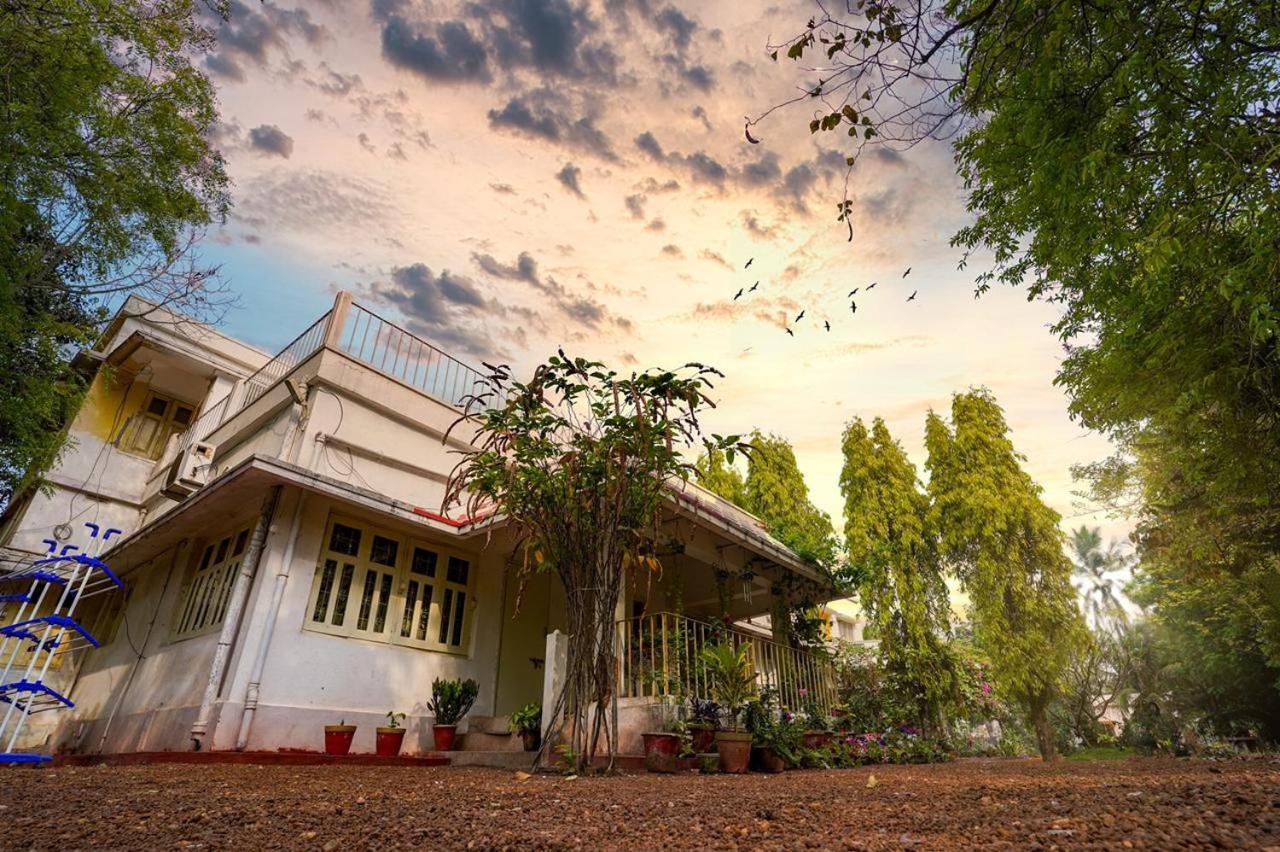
(1066, 746, 1136, 762)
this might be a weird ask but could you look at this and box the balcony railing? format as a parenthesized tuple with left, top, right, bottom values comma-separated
(333, 303, 488, 409)
(616, 611, 838, 715)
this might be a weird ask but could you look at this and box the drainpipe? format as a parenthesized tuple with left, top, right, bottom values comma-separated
(190, 486, 281, 751)
(234, 489, 307, 750)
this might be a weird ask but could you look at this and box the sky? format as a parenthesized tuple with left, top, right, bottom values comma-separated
(198, 0, 1131, 548)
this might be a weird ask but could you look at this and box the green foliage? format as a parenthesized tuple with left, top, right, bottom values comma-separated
(0, 0, 229, 504)
(699, 642, 758, 729)
(384, 711, 406, 729)
(743, 432, 839, 569)
(693, 446, 748, 508)
(427, 677, 478, 726)
(445, 354, 741, 769)
(1069, 526, 1130, 631)
(509, 703, 542, 735)
(926, 390, 1086, 760)
(840, 416, 959, 736)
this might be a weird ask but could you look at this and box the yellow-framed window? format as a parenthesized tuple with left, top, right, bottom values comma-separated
(305, 515, 474, 654)
(119, 391, 197, 460)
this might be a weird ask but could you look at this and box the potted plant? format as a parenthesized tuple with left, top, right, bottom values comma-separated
(700, 642, 757, 774)
(641, 697, 684, 773)
(427, 677, 478, 751)
(688, 697, 720, 754)
(377, 711, 407, 757)
(801, 691, 833, 750)
(324, 719, 357, 755)
(509, 703, 542, 752)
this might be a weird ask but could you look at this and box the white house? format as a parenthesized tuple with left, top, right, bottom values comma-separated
(0, 293, 838, 761)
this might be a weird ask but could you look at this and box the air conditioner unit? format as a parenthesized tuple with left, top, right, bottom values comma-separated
(161, 441, 215, 500)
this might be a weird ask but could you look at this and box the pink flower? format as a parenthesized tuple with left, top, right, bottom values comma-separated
(799, 688, 808, 697)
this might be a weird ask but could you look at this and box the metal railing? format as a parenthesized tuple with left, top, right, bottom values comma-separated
(240, 310, 332, 409)
(616, 611, 838, 714)
(334, 303, 488, 408)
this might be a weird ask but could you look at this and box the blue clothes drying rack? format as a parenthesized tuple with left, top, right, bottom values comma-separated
(0, 523, 123, 764)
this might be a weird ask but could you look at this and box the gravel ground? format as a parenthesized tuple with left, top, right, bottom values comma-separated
(1, 757, 1277, 849)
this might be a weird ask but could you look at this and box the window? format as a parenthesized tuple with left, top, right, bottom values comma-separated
(305, 516, 474, 654)
(120, 391, 197, 460)
(171, 526, 250, 641)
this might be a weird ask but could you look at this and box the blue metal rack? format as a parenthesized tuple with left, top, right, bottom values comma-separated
(0, 524, 124, 764)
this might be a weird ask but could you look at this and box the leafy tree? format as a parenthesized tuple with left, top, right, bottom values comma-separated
(925, 390, 1085, 761)
(693, 446, 748, 508)
(444, 354, 740, 772)
(1069, 526, 1130, 632)
(760, 0, 1280, 728)
(741, 431, 839, 570)
(0, 0, 231, 504)
(840, 416, 957, 737)
(1051, 632, 1127, 748)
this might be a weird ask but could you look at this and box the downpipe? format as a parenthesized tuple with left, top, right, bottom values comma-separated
(233, 490, 307, 751)
(189, 486, 281, 751)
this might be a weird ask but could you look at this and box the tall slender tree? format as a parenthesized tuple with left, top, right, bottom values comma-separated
(741, 431, 838, 570)
(840, 417, 957, 737)
(925, 390, 1085, 761)
(1069, 526, 1130, 631)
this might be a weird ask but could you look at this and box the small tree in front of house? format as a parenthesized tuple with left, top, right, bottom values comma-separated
(443, 352, 741, 773)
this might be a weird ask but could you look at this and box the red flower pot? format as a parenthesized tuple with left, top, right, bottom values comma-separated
(753, 746, 786, 773)
(715, 731, 752, 774)
(432, 724, 457, 751)
(324, 725, 356, 756)
(689, 725, 717, 754)
(803, 731, 832, 750)
(642, 732, 681, 773)
(376, 727, 406, 757)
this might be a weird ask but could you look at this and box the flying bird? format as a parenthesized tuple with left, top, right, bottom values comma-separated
(785, 327, 794, 337)
(733, 288, 744, 300)
(824, 320, 831, 331)
(795, 310, 805, 322)
(744, 258, 754, 269)
(848, 288, 859, 297)
(907, 290, 918, 302)
(850, 302, 858, 314)
(867, 282, 878, 290)
(749, 281, 759, 292)
(902, 267, 912, 278)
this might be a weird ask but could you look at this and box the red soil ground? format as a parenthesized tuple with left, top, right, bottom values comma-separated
(1, 757, 1277, 849)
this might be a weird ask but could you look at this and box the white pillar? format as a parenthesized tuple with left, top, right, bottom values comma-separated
(541, 630, 568, 741)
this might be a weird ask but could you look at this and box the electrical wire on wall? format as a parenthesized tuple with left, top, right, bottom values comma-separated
(315, 388, 376, 493)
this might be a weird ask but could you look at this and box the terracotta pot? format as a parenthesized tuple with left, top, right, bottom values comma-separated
(376, 727, 406, 757)
(689, 724, 717, 754)
(323, 725, 356, 756)
(803, 731, 832, 750)
(753, 746, 786, 773)
(432, 724, 458, 751)
(642, 732, 681, 773)
(520, 729, 541, 752)
(715, 730, 752, 774)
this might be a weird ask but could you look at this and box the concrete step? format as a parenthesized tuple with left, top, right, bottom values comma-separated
(459, 729, 524, 752)
(443, 750, 540, 769)
(466, 714, 513, 735)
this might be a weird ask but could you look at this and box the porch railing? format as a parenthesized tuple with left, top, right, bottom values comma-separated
(615, 611, 838, 715)
(333, 302, 488, 408)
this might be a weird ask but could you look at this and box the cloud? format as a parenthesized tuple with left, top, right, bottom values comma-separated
(691, 105, 712, 131)
(471, 250, 622, 331)
(309, 61, 362, 96)
(248, 124, 294, 158)
(741, 210, 779, 239)
(654, 6, 698, 50)
(634, 131, 666, 160)
(631, 130, 728, 188)
(698, 249, 732, 270)
(380, 16, 491, 83)
(646, 217, 665, 231)
(680, 63, 715, 92)
(489, 182, 517, 194)
(556, 162, 585, 198)
(365, 263, 498, 358)
(741, 152, 782, 186)
(486, 89, 616, 160)
(661, 243, 684, 257)
(237, 169, 393, 232)
(205, 0, 328, 81)
(624, 194, 646, 219)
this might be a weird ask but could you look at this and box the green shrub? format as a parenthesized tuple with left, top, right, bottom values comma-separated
(427, 677, 479, 726)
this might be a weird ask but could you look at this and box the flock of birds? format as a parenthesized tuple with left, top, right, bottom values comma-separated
(733, 257, 918, 344)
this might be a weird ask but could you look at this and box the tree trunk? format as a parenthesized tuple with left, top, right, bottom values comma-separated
(1031, 699, 1058, 762)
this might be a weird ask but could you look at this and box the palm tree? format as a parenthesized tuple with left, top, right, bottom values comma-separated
(1070, 526, 1130, 631)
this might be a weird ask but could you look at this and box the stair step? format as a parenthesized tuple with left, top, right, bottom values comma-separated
(466, 714, 513, 736)
(459, 730, 524, 752)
